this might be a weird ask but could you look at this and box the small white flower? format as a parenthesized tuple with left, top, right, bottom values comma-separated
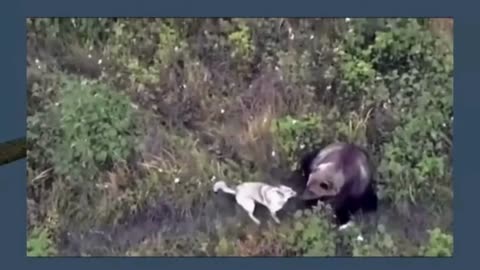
(174, 46, 179, 52)
(98, 59, 102, 65)
(290, 33, 295, 40)
(157, 168, 163, 173)
(275, 66, 279, 71)
(292, 119, 298, 124)
(345, 18, 351, 22)
(356, 234, 364, 242)
(310, 34, 314, 40)
(348, 28, 354, 33)
(271, 151, 276, 157)
(55, 102, 59, 107)
(210, 176, 216, 182)
(300, 144, 305, 149)
(326, 85, 332, 91)
(35, 58, 40, 64)
(263, 117, 268, 124)
(220, 109, 225, 114)
(183, 84, 187, 89)
(174, 177, 180, 184)
(88, 54, 92, 59)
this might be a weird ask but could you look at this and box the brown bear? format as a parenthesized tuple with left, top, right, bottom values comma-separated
(298, 142, 379, 226)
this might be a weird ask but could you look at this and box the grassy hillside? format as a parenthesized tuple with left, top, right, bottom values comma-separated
(26, 18, 453, 257)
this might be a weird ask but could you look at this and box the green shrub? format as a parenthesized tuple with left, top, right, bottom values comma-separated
(271, 114, 324, 170)
(338, 18, 453, 206)
(420, 228, 453, 256)
(351, 224, 398, 256)
(42, 77, 138, 229)
(271, 108, 372, 171)
(54, 77, 136, 179)
(227, 20, 255, 73)
(27, 227, 57, 256)
(285, 206, 337, 256)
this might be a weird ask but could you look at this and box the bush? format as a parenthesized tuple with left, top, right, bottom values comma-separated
(337, 19, 452, 206)
(271, 108, 372, 171)
(54, 77, 136, 178)
(420, 228, 453, 256)
(351, 224, 398, 256)
(27, 227, 57, 256)
(30, 76, 138, 229)
(285, 207, 337, 256)
(228, 20, 255, 74)
(271, 114, 325, 170)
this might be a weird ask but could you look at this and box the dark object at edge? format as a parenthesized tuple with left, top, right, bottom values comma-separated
(0, 137, 27, 166)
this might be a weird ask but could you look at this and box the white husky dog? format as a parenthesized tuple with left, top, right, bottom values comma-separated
(213, 180, 297, 225)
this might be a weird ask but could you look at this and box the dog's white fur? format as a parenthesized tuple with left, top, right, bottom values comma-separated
(213, 181, 297, 225)
(338, 221, 355, 231)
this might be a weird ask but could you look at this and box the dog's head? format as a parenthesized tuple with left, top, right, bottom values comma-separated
(276, 185, 297, 199)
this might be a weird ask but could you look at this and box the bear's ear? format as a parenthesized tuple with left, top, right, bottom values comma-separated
(316, 162, 335, 172)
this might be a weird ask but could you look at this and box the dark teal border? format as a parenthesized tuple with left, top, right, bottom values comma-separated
(1, 0, 474, 269)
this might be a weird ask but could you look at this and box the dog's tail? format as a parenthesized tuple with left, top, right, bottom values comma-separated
(213, 181, 236, 195)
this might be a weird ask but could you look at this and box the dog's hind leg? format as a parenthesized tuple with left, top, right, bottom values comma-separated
(236, 196, 260, 225)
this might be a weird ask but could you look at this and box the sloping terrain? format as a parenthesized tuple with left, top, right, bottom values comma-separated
(26, 18, 453, 257)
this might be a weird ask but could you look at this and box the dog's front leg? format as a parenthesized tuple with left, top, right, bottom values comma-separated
(270, 211, 281, 224)
(248, 212, 261, 225)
